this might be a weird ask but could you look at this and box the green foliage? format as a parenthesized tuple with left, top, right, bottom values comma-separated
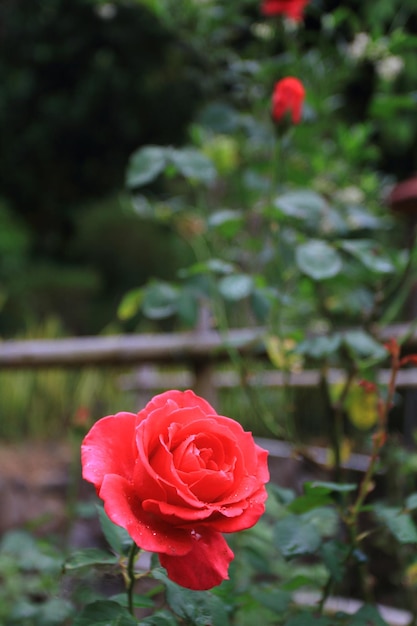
(64, 548, 119, 571)
(0, 317, 136, 441)
(374, 505, 417, 544)
(153, 569, 230, 626)
(0, 530, 74, 625)
(295, 240, 343, 281)
(72, 601, 138, 626)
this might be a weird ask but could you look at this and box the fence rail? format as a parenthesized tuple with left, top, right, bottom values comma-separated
(0, 327, 265, 368)
(0, 322, 414, 368)
(1, 322, 416, 406)
(2, 322, 417, 468)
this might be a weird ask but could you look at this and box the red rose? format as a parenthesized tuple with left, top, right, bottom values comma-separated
(261, 0, 309, 22)
(272, 77, 305, 125)
(81, 389, 269, 590)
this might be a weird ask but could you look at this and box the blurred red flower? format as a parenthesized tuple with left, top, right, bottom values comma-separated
(272, 77, 305, 124)
(261, 0, 309, 21)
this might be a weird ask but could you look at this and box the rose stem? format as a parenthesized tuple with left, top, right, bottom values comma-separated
(126, 542, 140, 616)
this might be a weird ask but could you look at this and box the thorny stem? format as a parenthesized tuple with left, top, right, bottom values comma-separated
(318, 345, 401, 614)
(349, 350, 399, 524)
(126, 542, 140, 617)
(325, 365, 357, 483)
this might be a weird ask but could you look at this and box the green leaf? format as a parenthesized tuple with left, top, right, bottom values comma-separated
(72, 600, 138, 626)
(304, 481, 357, 495)
(97, 505, 132, 556)
(126, 145, 167, 188)
(9, 598, 74, 626)
(284, 611, 333, 625)
(139, 610, 179, 625)
(349, 604, 389, 626)
(169, 148, 217, 185)
(250, 287, 274, 323)
(406, 493, 417, 511)
(0, 530, 60, 572)
(110, 593, 154, 609)
(345, 206, 387, 231)
(176, 288, 199, 327)
(274, 190, 327, 220)
(142, 281, 179, 319)
(287, 494, 333, 514)
(281, 575, 317, 591)
(152, 568, 230, 626)
(117, 287, 144, 321)
(252, 586, 290, 614)
(296, 240, 342, 280)
(302, 507, 339, 538)
(197, 101, 240, 133)
(340, 239, 394, 274)
(178, 258, 235, 278)
(370, 93, 417, 118)
(63, 548, 118, 571)
(374, 505, 417, 544)
(208, 209, 244, 239)
(269, 483, 296, 505)
(274, 514, 321, 558)
(296, 334, 342, 359)
(218, 274, 253, 301)
(342, 330, 387, 361)
(320, 540, 350, 583)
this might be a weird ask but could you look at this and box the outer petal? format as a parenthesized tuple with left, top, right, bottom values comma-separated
(205, 496, 267, 533)
(140, 389, 217, 417)
(158, 530, 234, 590)
(81, 412, 138, 489)
(99, 474, 192, 556)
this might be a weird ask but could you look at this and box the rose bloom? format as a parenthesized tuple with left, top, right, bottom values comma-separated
(261, 0, 309, 22)
(81, 389, 269, 590)
(272, 77, 305, 125)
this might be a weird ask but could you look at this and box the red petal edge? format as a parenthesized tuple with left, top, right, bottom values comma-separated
(158, 530, 234, 590)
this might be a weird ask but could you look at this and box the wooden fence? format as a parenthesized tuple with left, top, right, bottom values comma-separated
(1, 323, 415, 368)
(1, 322, 417, 472)
(1, 321, 417, 406)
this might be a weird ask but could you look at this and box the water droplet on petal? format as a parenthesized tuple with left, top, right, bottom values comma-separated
(191, 529, 202, 541)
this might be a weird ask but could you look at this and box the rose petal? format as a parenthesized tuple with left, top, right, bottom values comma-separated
(140, 389, 217, 417)
(187, 470, 235, 502)
(99, 474, 191, 556)
(142, 498, 210, 521)
(206, 497, 267, 533)
(81, 412, 138, 490)
(158, 530, 234, 590)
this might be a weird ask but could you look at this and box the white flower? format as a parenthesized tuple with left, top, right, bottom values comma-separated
(335, 186, 365, 205)
(251, 23, 274, 41)
(347, 33, 370, 60)
(95, 3, 117, 20)
(376, 55, 404, 81)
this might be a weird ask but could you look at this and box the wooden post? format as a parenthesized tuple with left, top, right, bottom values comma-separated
(387, 176, 417, 445)
(193, 358, 218, 408)
(191, 301, 218, 408)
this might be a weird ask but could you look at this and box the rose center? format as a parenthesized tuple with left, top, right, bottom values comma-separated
(173, 436, 219, 473)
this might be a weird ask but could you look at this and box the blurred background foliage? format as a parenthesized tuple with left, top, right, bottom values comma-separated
(1, 0, 417, 439)
(1, 0, 417, 335)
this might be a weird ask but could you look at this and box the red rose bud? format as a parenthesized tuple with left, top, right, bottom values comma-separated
(400, 354, 417, 366)
(81, 390, 269, 590)
(357, 379, 378, 394)
(272, 77, 305, 125)
(384, 338, 400, 360)
(261, 0, 309, 22)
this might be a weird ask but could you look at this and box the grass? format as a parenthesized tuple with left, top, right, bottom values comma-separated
(0, 317, 311, 442)
(0, 318, 136, 441)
